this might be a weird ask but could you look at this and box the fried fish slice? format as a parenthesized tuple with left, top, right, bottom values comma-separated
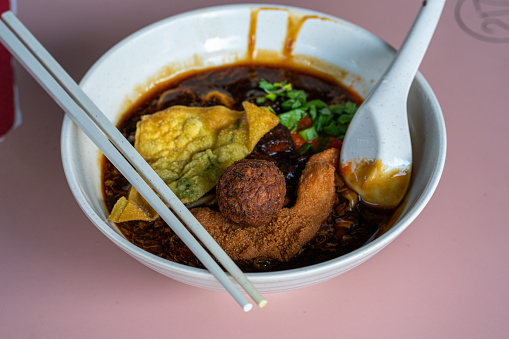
(192, 148, 339, 262)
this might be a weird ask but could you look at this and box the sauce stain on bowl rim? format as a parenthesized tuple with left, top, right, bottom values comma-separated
(121, 6, 367, 120)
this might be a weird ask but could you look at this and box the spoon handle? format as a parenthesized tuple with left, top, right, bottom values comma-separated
(372, 0, 446, 98)
(339, 0, 446, 208)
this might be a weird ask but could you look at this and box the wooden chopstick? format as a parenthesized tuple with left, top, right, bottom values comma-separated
(0, 11, 267, 311)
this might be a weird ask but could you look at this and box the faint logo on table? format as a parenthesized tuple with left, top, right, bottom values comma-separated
(455, 0, 509, 43)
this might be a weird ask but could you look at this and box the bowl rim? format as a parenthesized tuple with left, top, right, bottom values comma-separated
(60, 3, 447, 284)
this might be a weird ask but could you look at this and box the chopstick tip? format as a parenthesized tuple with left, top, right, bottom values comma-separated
(1, 10, 14, 20)
(243, 303, 253, 312)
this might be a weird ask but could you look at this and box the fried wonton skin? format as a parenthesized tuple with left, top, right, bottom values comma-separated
(108, 102, 279, 222)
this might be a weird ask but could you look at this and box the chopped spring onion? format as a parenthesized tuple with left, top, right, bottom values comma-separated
(299, 126, 318, 141)
(257, 79, 359, 141)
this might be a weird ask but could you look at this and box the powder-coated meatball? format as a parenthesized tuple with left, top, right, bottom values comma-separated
(216, 159, 286, 228)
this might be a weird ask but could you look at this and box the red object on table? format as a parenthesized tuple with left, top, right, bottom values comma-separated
(0, 0, 16, 138)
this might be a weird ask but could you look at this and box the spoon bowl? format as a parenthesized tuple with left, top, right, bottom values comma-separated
(340, 0, 446, 208)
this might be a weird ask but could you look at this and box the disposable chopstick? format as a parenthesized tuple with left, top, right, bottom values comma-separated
(0, 18, 252, 313)
(0, 11, 267, 311)
(0, 12, 267, 309)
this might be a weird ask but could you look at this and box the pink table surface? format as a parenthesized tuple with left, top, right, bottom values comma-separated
(1, 0, 508, 338)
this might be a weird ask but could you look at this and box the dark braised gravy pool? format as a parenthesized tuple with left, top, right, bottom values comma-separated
(102, 64, 397, 272)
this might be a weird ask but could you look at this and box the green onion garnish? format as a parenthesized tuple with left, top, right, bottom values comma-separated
(258, 79, 359, 140)
(299, 126, 318, 141)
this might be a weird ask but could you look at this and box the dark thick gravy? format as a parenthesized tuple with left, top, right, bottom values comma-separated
(102, 64, 396, 272)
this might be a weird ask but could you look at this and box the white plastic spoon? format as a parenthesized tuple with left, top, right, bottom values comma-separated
(340, 0, 445, 208)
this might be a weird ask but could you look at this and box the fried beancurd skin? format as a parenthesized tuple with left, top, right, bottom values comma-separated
(107, 102, 279, 222)
(192, 148, 339, 262)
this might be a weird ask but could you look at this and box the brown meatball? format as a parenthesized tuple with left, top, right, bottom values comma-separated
(216, 159, 286, 227)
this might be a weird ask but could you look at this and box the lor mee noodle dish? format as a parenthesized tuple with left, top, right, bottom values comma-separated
(102, 63, 404, 272)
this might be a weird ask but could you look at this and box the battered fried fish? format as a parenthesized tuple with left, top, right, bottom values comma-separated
(191, 148, 339, 262)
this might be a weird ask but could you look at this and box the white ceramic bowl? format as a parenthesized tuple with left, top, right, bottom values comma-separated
(61, 4, 446, 293)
